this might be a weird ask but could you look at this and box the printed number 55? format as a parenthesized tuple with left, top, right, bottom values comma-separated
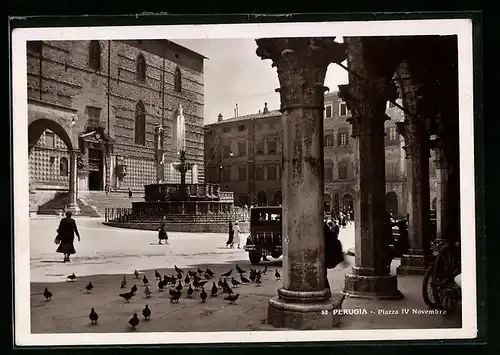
(321, 310, 329, 315)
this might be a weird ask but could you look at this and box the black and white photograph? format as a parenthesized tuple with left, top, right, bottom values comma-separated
(11, 18, 477, 345)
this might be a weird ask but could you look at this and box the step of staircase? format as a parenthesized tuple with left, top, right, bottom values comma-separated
(37, 192, 100, 218)
(78, 191, 145, 217)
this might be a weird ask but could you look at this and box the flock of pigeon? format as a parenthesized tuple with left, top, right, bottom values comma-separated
(42, 265, 282, 330)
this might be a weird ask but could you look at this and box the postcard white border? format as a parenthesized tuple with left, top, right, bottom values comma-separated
(12, 19, 477, 346)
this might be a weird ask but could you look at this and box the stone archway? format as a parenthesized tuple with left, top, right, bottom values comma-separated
(386, 191, 399, 215)
(28, 117, 78, 212)
(273, 190, 282, 205)
(28, 118, 74, 153)
(257, 191, 267, 206)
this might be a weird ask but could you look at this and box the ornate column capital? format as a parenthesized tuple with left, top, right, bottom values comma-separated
(256, 37, 345, 110)
(338, 78, 397, 137)
(396, 120, 430, 159)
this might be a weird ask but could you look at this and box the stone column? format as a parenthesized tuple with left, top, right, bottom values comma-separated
(394, 62, 433, 274)
(431, 138, 453, 250)
(67, 150, 80, 214)
(155, 125, 165, 184)
(339, 37, 402, 300)
(256, 37, 346, 329)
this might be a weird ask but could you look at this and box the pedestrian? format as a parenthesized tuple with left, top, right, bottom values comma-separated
(226, 221, 234, 248)
(128, 188, 132, 199)
(324, 220, 345, 293)
(55, 211, 81, 263)
(235, 221, 242, 249)
(384, 212, 398, 271)
(158, 216, 168, 245)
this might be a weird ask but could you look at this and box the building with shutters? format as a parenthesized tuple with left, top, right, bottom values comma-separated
(204, 92, 437, 217)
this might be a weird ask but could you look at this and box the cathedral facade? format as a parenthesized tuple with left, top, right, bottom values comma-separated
(27, 40, 205, 198)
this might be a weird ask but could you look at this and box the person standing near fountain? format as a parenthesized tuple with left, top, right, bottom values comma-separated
(234, 221, 242, 249)
(158, 216, 168, 245)
(226, 221, 234, 248)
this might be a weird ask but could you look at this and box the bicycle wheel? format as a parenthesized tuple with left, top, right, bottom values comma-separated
(422, 265, 439, 308)
(431, 245, 459, 310)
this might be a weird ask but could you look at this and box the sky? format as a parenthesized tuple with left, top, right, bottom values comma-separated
(173, 39, 348, 125)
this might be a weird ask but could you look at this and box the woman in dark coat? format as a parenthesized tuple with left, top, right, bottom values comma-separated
(226, 221, 234, 248)
(324, 221, 345, 291)
(55, 211, 81, 263)
(158, 216, 168, 244)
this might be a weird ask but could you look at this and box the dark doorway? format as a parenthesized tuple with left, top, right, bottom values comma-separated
(342, 194, 354, 211)
(88, 148, 103, 191)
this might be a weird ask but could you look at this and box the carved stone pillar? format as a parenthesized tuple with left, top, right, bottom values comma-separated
(338, 38, 402, 299)
(256, 37, 346, 329)
(155, 125, 165, 184)
(395, 62, 433, 275)
(67, 150, 80, 214)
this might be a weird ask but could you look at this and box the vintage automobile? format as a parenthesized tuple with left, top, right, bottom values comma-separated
(244, 206, 282, 265)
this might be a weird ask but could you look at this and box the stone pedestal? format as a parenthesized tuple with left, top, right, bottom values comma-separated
(338, 38, 403, 300)
(256, 37, 346, 329)
(67, 150, 80, 214)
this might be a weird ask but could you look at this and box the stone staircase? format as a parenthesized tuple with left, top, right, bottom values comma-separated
(78, 191, 145, 217)
(36, 192, 100, 217)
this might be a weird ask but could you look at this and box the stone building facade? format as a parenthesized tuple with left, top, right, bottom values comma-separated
(204, 92, 437, 217)
(28, 40, 205, 199)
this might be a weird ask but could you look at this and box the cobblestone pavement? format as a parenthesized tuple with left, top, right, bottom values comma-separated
(29, 217, 461, 333)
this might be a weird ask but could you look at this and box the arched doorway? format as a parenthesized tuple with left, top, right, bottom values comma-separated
(273, 190, 282, 205)
(342, 193, 354, 211)
(257, 191, 267, 206)
(324, 193, 332, 214)
(386, 191, 399, 214)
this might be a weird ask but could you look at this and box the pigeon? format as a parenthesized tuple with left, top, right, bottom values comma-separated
(89, 308, 98, 325)
(231, 277, 241, 288)
(43, 287, 52, 301)
(169, 290, 181, 303)
(200, 287, 207, 303)
(204, 273, 211, 280)
(143, 275, 149, 286)
(142, 305, 151, 321)
(262, 265, 268, 275)
(211, 282, 218, 297)
(188, 270, 196, 277)
(174, 265, 183, 274)
(198, 280, 207, 288)
(120, 276, 127, 288)
(205, 268, 215, 277)
(84, 282, 94, 293)
(255, 276, 262, 287)
(217, 278, 224, 289)
(221, 269, 233, 278)
(275, 270, 281, 280)
(236, 265, 245, 274)
(130, 285, 138, 294)
(163, 275, 169, 285)
(240, 275, 250, 284)
(175, 281, 183, 292)
(177, 272, 182, 280)
(154, 270, 161, 280)
(67, 273, 76, 282)
(249, 271, 256, 282)
(184, 275, 190, 285)
(187, 284, 194, 298)
(171, 275, 178, 284)
(224, 284, 234, 295)
(158, 280, 165, 291)
(119, 291, 134, 303)
(193, 278, 200, 289)
(224, 293, 240, 305)
(134, 270, 139, 279)
(144, 285, 151, 298)
(197, 268, 204, 274)
(129, 313, 139, 329)
(193, 274, 201, 282)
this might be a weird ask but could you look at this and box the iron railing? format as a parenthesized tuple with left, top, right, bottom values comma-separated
(104, 207, 249, 224)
